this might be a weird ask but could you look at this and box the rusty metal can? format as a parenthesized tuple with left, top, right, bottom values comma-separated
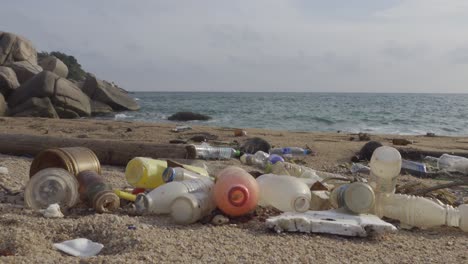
(30, 147, 101, 177)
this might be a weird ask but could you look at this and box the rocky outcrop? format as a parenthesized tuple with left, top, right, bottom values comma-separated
(91, 100, 113, 115)
(0, 66, 20, 97)
(8, 71, 91, 118)
(82, 74, 139, 111)
(39, 56, 68, 78)
(8, 61, 42, 84)
(0, 93, 7, 116)
(8, 97, 58, 118)
(168, 112, 212, 121)
(0, 32, 37, 65)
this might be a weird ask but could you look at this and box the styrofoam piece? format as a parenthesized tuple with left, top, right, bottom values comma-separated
(0, 166, 8, 174)
(266, 208, 397, 237)
(54, 238, 104, 257)
(39, 203, 64, 218)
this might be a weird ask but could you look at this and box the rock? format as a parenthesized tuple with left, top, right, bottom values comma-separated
(82, 74, 139, 111)
(358, 132, 371, 141)
(0, 93, 7, 116)
(90, 100, 113, 116)
(7, 60, 42, 84)
(8, 97, 58, 118)
(54, 106, 80, 119)
(426, 132, 436, 137)
(240, 137, 271, 154)
(0, 32, 38, 65)
(8, 71, 91, 118)
(352, 141, 383, 162)
(392, 138, 412, 146)
(0, 66, 20, 97)
(38, 56, 68, 78)
(168, 112, 211, 121)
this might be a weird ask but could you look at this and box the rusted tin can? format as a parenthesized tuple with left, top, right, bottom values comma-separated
(30, 147, 101, 177)
(77, 170, 120, 213)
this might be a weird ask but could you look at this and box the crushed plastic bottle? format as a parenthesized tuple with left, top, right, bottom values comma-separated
(194, 143, 240, 160)
(269, 147, 312, 158)
(267, 161, 341, 181)
(240, 151, 284, 169)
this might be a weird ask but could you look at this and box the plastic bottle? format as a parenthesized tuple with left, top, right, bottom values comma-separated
(162, 167, 206, 183)
(369, 146, 402, 193)
(256, 174, 311, 213)
(194, 143, 240, 160)
(400, 160, 427, 177)
(269, 147, 312, 158)
(170, 191, 216, 224)
(213, 166, 259, 217)
(24, 168, 80, 210)
(125, 157, 209, 189)
(240, 151, 284, 169)
(350, 163, 371, 174)
(330, 182, 375, 214)
(135, 177, 214, 214)
(267, 161, 341, 182)
(434, 154, 468, 174)
(374, 193, 468, 231)
(76, 171, 120, 213)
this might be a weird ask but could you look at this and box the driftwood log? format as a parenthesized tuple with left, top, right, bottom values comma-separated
(397, 147, 468, 160)
(0, 133, 196, 166)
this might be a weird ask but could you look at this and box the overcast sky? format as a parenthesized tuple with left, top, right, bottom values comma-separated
(2, 0, 468, 92)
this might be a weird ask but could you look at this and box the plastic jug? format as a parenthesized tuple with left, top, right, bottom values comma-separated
(213, 166, 259, 217)
(135, 177, 214, 214)
(256, 174, 311, 212)
(76, 170, 120, 213)
(170, 191, 216, 224)
(330, 182, 375, 214)
(24, 168, 80, 210)
(369, 146, 402, 193)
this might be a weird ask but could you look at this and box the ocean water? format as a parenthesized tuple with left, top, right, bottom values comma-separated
(112, 92, 468, 136)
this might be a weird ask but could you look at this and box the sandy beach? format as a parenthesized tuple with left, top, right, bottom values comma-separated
(0, 117, 467, 263)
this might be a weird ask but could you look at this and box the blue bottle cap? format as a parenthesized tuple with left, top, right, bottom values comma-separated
(162, 167, 175, 183)
(268, 154, 284, 164)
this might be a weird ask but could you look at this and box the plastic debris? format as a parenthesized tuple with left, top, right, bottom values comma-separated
(212, 214, 229, 225)
(39, 203, 64, 218)
(266, 209, 397, 237)
(171, 125, 192, 132)
(53, 238, 104, 257)
(0, 166, 8, 175)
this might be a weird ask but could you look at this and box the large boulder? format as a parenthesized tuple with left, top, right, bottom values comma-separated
(91, 100, 113, 116)
(8, 61, 42, 84)
(8, 97, 58, 118)
(0, 93, 7, 116)
(0, 66, 20, 97)
(0, 32, 37, 65)
(168, 112, 212, 121)
(8, 71, 91, 118)
(82, 74, 139, 111)
(39, 56, 68, 78)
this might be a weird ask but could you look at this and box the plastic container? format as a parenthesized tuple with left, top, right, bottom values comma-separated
(369, 146, 402, 193)
(194, 143, 240, 160)
(240, 151, 284, 169)
(170, 191, 216, 224)
(30, 147, 101, 177)
(350, 163, 371, 174)
(135, 177, 214, 214)
(269, 147, 311, 158)
(330, 182, 375, 214)
(213, 166, 259, 217)
(162, 167, 205, 183)
(267, 161, 339, 181)
(375, 193, 468, 231)
(24, 168, 80, 210)
(401, 160, 427, 177)
(437, 154, 468, 174)
(125, 157, 208, 189)
(256, 174, 311, 212)
(76, 170, 120, 213)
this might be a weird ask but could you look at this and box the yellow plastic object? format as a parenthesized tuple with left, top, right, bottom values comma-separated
(125, 157, 209, 189)
(114, 190, 137, 202)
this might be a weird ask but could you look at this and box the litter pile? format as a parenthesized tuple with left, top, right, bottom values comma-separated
(3, 139, 468, 257)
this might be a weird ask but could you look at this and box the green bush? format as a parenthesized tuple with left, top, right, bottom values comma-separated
(38, 51, 87, 81)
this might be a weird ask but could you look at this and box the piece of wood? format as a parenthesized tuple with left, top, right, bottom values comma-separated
(0, 133, 196, 166)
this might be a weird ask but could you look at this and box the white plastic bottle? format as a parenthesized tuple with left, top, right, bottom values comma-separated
(256, 174, 311, 213)
(170, 191, 216, 224)
(330, 182, 376, 214)
(369, 146, 402, 193)
(194, 143, 240, 160)
(162, 167, 206, 183)
(375, 193, 468, 231)
(135, 177, 214, 214)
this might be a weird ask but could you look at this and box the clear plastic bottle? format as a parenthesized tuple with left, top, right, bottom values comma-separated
(135, 177, 214, 214)
(213, 166, 259, 217)
(256, 174, 311, 213)
(269, 147, 312, 158)
(375, 193, 468, 231)
(194, 143, 240, 160)
(267, 161, 341, 182)
(76, 170, 120, 213)
(350, 163, 371, 174)
(162, 167, 206, 183)
(170, 191, 216, 224)
(369, 146, 402, 193)
(24, 168, 80, 210)
(240, 151, 284, 169)
(436, 154, 468, 174)
(330, 182, 375, 214)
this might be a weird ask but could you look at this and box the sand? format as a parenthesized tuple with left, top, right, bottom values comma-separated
(0, 117, 467, 263)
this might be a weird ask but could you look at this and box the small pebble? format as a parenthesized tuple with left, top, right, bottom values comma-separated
(0, 166, 8, 175)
